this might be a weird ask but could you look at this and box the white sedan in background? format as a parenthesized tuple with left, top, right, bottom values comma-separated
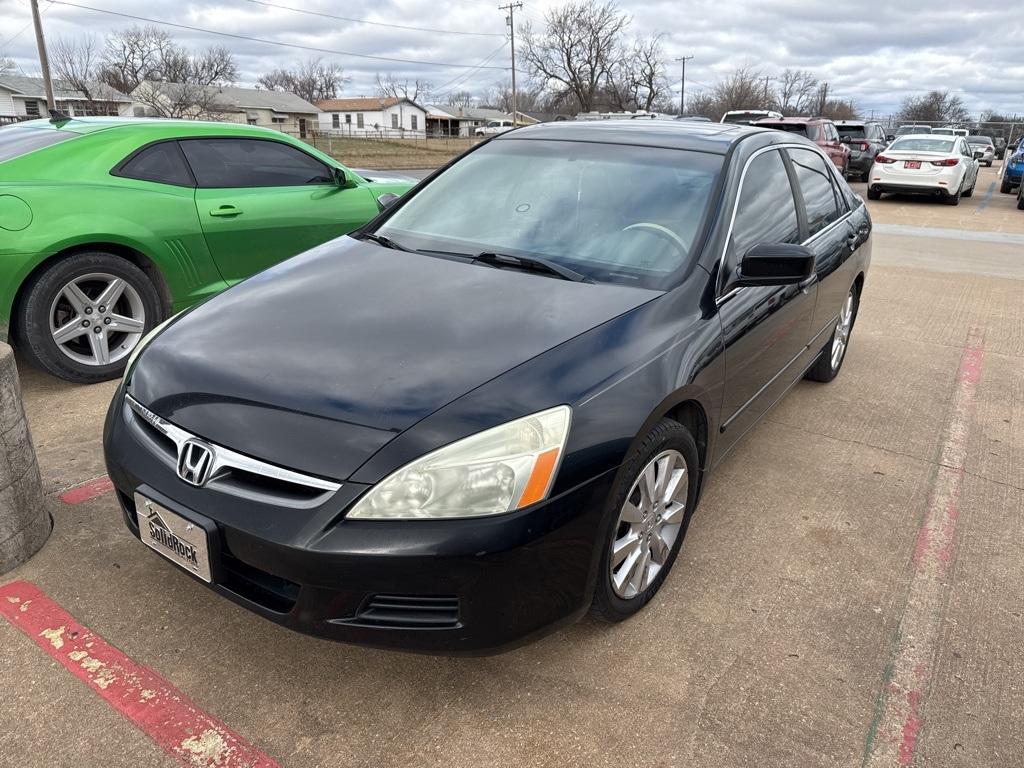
(867, 135, 981, 206)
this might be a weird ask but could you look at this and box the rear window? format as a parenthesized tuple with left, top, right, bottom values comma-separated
(838, 125, 866, 138)
(968, 137, 993, 146)
(0, 126, 78, 163)
(891, 137, 955, 153)
(759, 123, 811, 138)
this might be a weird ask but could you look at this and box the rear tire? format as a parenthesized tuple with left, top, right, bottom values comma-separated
(943, 184, 962, 206)
(1017, 192, 1024, 211)
(805, 284, 859, 383)
(1001, 179, 1013, 194)
(867, 187, 882, 200)
(963, 182, 975, 198)
(13, 252, 163, 384)
(590, 419, 699, 623)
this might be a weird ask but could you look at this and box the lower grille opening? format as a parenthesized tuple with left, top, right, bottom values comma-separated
(219, 547, 300, 615)
(344, 594, 461, 630)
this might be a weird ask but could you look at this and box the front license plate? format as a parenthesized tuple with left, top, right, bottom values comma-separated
(135, 494, 212, 582)
(905, 160, 922, 169)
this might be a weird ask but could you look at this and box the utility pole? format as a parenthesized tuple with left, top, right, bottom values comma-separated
(500, 2, 523, 125)
(29, 0, 56, 112)
(762, 76, 771, 106)
(675, 55, 694, 115)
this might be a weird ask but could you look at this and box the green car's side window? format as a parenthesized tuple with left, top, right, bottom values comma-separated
(179, 138, 335, 189)
(114, 141, 195, 187)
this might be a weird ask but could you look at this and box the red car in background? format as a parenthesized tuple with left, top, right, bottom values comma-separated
(751, 117, 851, 175)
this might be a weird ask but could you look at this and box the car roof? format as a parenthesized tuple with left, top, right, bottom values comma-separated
(2, 116, 300, 140)
(497, 119, 761, 154)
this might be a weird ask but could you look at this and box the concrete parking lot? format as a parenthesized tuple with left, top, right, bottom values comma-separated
(2, 165, 1022, 767)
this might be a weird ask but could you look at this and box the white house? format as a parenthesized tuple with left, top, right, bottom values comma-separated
(0, 75, 132, 123)
(315, 97, 427, 137)
(131, 82, 320, 137)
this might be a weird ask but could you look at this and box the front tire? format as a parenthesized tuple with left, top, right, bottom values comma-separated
(805, 284, 859, 383)
(1001, 179, 1013, 194)
(590, 419, 699, 623)
(14, 252, 163, 383)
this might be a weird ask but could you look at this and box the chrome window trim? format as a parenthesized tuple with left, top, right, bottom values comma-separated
(715, 142, 853, 305)
(125, 395, 342, 495)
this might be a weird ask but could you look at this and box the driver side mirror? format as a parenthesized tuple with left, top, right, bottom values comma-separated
(333, 167, 347, 187)
(973, 150, 984, 160)
(886, 134, 895, 143)
(735, 243, 815, 287)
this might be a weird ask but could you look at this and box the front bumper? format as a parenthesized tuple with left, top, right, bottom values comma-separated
(1004, 166, 1023, 186)
(104, 391, 616, 654)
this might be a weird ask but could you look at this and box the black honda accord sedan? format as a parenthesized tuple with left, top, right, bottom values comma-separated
(104, 120, 871, 653)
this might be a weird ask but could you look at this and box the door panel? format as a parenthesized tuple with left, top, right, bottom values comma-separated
(193, 185, 379, 283)
(715, 148, 817, 455)
(180, 137, 380, 282)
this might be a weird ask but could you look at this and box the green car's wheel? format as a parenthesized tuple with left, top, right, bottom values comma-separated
(15, 252, 163, 383)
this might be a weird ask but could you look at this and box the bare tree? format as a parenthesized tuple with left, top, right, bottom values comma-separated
(257, 57, 348, 103)
(480, 80, 543, 113)
(711, 66, 768, 114)
(445, 90, 476, 109)
(896, 90, 969, 125)
(519, 0, 628, 113)
(608, 33, 668, 112)
(820, 98, 858, 121)
(0, 52, 13, 76)
(774, 68, 818, 116)
(684, 91, 720, 121)
(98, 25, 173, 94)
(52, 35, 101, 102)
(375, 73, 432, 102)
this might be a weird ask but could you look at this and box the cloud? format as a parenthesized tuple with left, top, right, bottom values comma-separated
(2, 0, 1022, 114)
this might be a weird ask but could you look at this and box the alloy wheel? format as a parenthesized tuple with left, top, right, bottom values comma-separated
(831, 290, 855, 371)
(609, 449, 688, 599)
(48, 273, 146, 366)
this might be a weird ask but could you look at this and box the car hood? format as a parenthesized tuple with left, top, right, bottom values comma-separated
(129, 238, 660, 480)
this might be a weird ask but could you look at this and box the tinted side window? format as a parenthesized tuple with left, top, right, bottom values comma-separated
(726, 149, 801, 280)
(179, 138, 333, 188)
(788, 148, 840, 237)
(116, 142, 193, 186)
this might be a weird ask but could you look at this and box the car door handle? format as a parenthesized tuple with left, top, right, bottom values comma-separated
(209, 205, 243, 217)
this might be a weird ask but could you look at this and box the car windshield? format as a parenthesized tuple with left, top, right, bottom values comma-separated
(0, 126, 79, 163)
(377, 139, 723, 290)
(723, 112, 769, 124)
(759, 123, 810, 137)
(890, 137, 955, 153)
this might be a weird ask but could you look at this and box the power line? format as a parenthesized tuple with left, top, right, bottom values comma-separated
(47, 0, 521, 71)
(1, 0, 52, 49)
(432, 42, 508, 98)
(240, 0, 504, 38)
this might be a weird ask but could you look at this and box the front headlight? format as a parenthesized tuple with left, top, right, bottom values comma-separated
(347, 405, 571, 520)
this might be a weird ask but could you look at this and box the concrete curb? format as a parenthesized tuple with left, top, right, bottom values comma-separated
(0, 343, 51, 574)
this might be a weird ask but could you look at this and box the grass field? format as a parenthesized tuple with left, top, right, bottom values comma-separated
(302, 135, 480, 170)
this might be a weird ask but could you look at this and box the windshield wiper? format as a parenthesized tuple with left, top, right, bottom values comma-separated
(356, 232, 413, 252)
(473, 251, 590, 283)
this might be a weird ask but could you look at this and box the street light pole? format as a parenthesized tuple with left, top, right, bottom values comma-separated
(29, 0, 56, 113)
(675, 55, 694, 115)
(500, 2, 523, 125)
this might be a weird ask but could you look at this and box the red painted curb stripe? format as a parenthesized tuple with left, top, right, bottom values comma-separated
(58, 476, 114, 505)
(0, 580, 280, 768)
(864, 328, 985, 767)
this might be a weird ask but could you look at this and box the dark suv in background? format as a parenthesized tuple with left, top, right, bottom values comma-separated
(835, 120, 888, 182)
(751, 116, 850, 174)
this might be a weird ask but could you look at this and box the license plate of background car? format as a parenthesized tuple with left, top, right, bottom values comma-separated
(135, 493, 212, 582)
(905, 161, 922, 169)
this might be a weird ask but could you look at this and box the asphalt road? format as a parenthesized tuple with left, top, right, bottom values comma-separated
(2, 166, 1022, 768)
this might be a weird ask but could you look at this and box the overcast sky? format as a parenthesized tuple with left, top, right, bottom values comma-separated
(2, 0, 1022, 116)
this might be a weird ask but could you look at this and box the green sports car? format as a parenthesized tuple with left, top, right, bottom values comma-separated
(0, 117, 414, 382)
